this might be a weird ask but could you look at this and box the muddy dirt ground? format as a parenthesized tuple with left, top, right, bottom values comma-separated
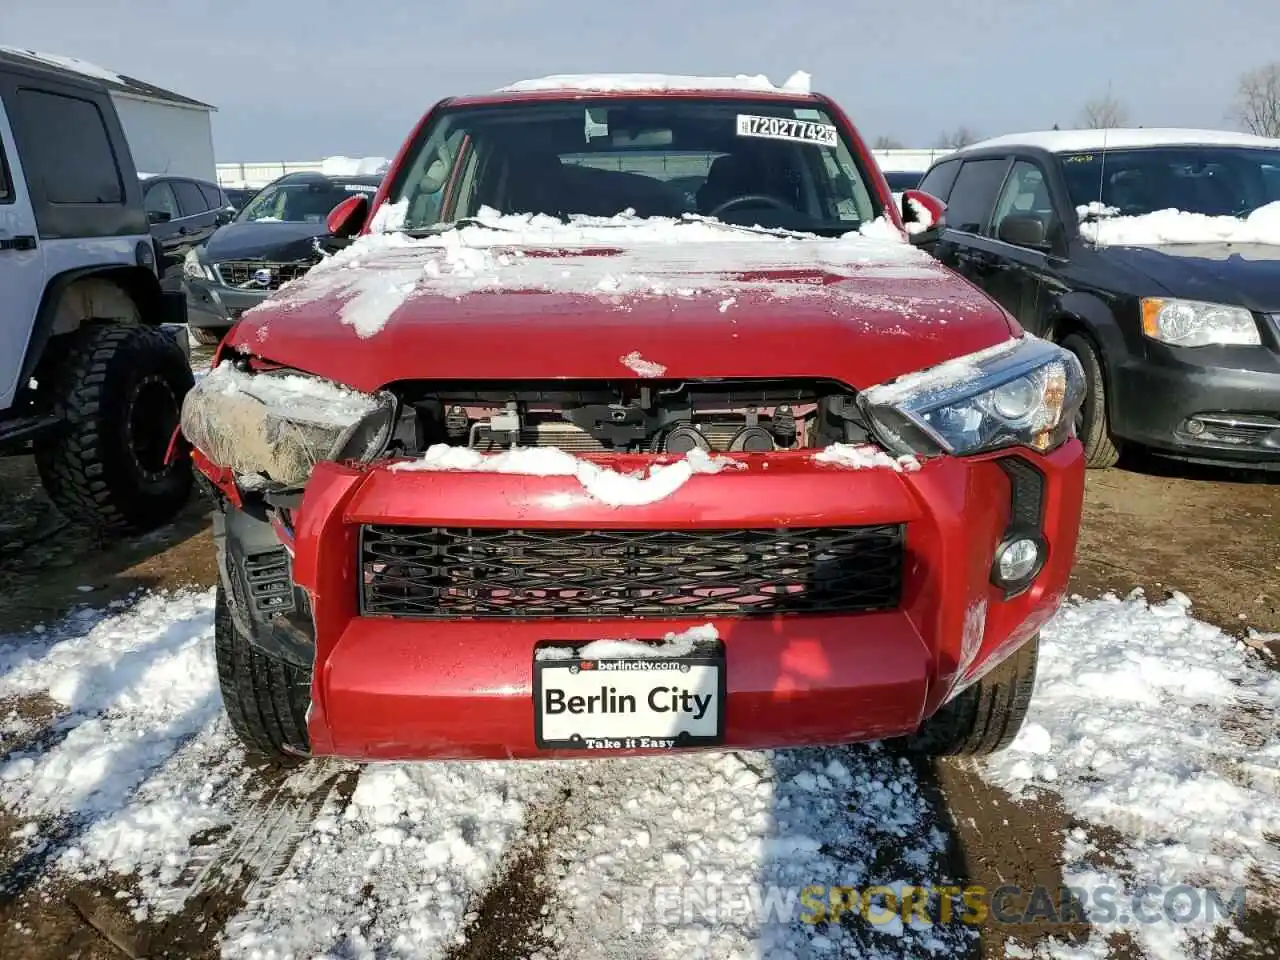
(0, 438, 1277, 958)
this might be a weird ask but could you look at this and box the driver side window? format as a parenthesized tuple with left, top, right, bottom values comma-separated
(990, 160, 1057, 246)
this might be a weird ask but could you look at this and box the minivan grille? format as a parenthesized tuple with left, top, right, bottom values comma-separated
(360, 524, 905, 619)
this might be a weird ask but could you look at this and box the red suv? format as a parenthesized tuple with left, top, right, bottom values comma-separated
(181, 75, 1087, 764)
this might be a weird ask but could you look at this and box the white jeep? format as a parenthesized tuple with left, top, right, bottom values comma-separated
(0, 51, 194, 532)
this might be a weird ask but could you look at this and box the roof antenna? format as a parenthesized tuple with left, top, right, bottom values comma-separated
(1094, 79, 1113, 219)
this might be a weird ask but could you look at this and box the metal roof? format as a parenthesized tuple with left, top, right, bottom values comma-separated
(0, 46, 215, 110)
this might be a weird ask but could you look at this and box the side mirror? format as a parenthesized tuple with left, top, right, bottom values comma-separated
(997, 214, 1048, 248)
(901, 188, 946, 244)
(215, 206, 235, 226)
(148, 210, 172, 224)
(326, 194, 369, 238)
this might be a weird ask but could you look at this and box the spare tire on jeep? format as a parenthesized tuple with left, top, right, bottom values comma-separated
(34, 323, 194, 533)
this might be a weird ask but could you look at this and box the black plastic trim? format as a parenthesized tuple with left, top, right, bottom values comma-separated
(993, 455, 1048, 598)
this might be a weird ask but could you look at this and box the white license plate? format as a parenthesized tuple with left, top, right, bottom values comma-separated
(534, 649, 725, 750)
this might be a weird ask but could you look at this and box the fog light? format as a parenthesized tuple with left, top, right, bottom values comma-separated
(1184, 417, 1206, 437)
(991, 534, 1045, 593)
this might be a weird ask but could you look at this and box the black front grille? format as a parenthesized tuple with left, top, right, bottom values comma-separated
(215, 260, 315, 290)
(361, 525, 904, 619)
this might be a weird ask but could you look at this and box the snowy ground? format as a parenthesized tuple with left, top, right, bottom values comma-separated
(1, 586, 1276, 959)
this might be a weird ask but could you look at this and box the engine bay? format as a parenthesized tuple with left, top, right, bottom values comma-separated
(389, 378, 874, 456)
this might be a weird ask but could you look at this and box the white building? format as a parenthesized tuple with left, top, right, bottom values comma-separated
(0, 47, 217, 181)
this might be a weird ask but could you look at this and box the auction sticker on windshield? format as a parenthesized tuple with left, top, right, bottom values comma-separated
(534, 646, 725, 750)
(736, 114, 838, 147)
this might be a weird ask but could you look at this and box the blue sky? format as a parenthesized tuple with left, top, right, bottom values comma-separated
(5, 0, 1277, 160)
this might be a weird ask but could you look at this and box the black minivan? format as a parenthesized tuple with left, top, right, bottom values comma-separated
(913, 129, 1280, 470)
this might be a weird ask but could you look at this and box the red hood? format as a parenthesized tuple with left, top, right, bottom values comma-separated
(225, 230, 1018, 391)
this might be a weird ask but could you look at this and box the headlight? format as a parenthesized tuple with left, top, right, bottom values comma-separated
(859, 336, 1086, 457)
(183, 247, 214, 281)
(180, 361, 396, 487)
(1140, 298, 1260, 347)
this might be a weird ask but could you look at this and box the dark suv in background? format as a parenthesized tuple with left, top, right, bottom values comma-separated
(183, 171, 381, 344)
(915, 129, 1280, 470)
(142, 174, 234, 293)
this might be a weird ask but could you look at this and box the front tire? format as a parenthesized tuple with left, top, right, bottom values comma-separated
(899, 635, 1039, 757)
(214, 584, 311, 764)
(1060, 332, 1120, 469)
(35, 323, 194, 533)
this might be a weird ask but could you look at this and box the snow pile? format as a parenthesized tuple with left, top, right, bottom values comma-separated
(391, 444, 744, 507)
(264, 207, 938, 338)
(0, 590, 228, 904)
(620, 350, 667, 377)
(542, 747, 971, 958)
(500, 71, 812, 94)
(536, 624, 719, 661)
(985, 590, 1280, 960)
(1080, 200, 1280, 246)
(222, 763, 540, 959)
(814, 442, 921, 472)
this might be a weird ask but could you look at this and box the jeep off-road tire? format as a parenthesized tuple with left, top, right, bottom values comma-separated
(188, 325, 226, 347)
(34, 324, 194, 533)
(214, 584, 311, 764)
(900, 634, 1039, 757)
(1060, 332, 1120, 469)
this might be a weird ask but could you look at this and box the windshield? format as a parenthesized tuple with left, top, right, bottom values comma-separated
(387, 98, 881, 236)
(1061, 146, 1280, 218)
(237, 180, 380, 224)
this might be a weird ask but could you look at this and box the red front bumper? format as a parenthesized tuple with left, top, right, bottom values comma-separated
(282, 444, 1084, 761)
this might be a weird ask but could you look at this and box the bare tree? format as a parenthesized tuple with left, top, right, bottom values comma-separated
(1233, 62, 1280, 136)
(872, 135, 905, 150)
(933, 126, 979, 149)
(1079, 93, 1129, 129)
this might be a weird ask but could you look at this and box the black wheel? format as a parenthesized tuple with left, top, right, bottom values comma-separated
(34, 323, 194, 533)
(189, 325, 227, 347)
(214, 584, 311, 764)
(898, 635, 1039, 757)
(1060, 332, 1120, 469)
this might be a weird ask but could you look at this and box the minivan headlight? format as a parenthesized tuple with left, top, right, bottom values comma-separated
(180, 361, 395, 487)
(859, 335, 1086, 456)
(1140, 298, 1261, 347)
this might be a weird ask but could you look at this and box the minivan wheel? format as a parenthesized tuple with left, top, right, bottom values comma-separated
(1060, 332, 1120, 468)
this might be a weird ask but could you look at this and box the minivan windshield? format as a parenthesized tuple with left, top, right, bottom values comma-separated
(237, 179, 380, 224)
(1060, 146, 1280, 218)
(387, 98, 881, 236)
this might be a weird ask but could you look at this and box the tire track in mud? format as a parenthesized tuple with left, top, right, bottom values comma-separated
(67, 761, 357, 960)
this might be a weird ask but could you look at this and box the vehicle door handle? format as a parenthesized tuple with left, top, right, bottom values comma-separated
(955, 249, 999, 273)
(0, 235, 37, 252)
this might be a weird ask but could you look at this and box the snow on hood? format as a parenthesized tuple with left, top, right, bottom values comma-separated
(498, 71, 812, 94)
(1079, 200, 1280, 246)
(256, 208, 935, 339)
